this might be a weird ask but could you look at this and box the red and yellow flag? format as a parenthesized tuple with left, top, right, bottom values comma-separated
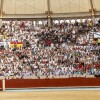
(10, 42, 23, 48)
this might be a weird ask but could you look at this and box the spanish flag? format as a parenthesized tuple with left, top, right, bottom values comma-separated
(10, 42, 23, 48)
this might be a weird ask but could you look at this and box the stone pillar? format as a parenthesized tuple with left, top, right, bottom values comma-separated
(41, 21, 43, 27)
(47, 16, 51, 27)
(92, 15, 95, 26)
(0, 19, 2, 27)
(69, 19, 71, 24)
(80, 18, 83, 23)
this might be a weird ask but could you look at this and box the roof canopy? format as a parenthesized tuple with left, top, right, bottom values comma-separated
(0, 0, 100, 18)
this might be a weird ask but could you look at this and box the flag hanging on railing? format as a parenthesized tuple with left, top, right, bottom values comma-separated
(10, 42, 23, 48)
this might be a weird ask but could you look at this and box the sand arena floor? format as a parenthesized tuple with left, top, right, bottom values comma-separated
(0, 90, 100, 100)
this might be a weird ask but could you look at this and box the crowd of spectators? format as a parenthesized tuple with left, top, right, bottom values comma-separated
(0, 19, 100, 79)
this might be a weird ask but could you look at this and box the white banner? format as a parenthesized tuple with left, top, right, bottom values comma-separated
(94, 32, 100, 38)
(0, 42, 4, 46)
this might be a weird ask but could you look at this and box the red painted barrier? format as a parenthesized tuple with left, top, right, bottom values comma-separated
(3, 78, 100, 88)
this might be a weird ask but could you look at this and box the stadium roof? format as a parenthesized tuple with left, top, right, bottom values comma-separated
(0, 0, 100, 19)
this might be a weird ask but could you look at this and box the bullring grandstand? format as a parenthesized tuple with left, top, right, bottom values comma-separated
(0, 0, 100, 92)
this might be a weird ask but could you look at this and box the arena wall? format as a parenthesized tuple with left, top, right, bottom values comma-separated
(0, 78, 99, 89)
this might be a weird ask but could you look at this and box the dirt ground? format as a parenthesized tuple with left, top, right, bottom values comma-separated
(0, 90, 100, 100)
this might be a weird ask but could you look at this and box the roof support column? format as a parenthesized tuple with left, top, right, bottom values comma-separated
(0, 0, 3, 27)
(47, 0, 51, 27)
(0, 0, 3, 18)
(89, 0, 96, 26)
